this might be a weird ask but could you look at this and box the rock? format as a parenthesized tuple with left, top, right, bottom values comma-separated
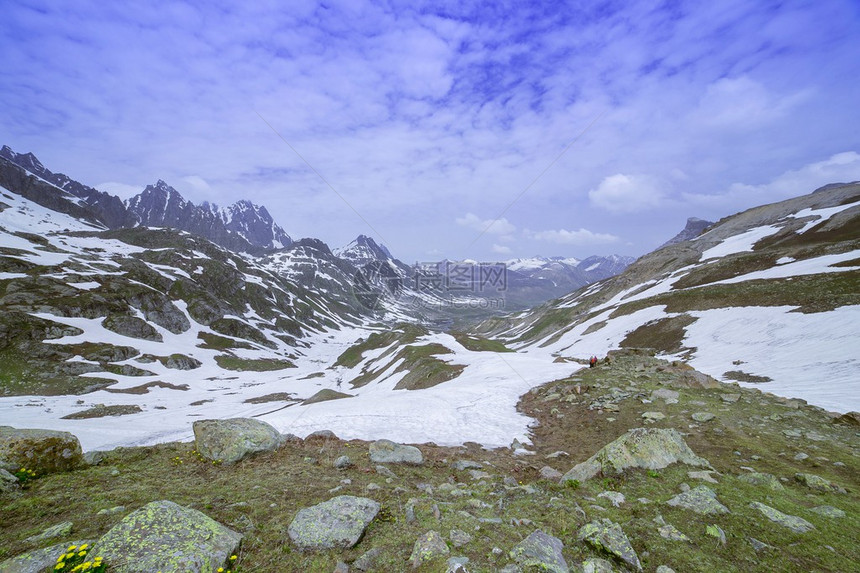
(468, 469, 491, 480)
(809, 505, 846, 518)
(674, 371, 720, 389)
(305, 429, 339, 441)
(450, 528, 473, 548)
(369, 439, 423, 464)
(0, 468, 19, 495)
(452, 459, 483, 470)
(164, 353, 202, 370)
(666, 486, 730, 515)
(83, 450, 108, 466)
(705, 523, 726, 545)
(597, 491, 626, 507)
(651, 388, 680, 404)
(288, 495, 379, 550)
(794, 452, 809, 461)
(749, 501, 815, 533)
(0, 426, 83, 474)
(578, 519, 641, 571)
(303, 389, 354, 405)
(23, 521, 73, 544)
(499, 565, 522, 573)
(658, 524, 690, 542)
(352, 547, 382, 571)
(795, 473, 846, 493)
(0, 540, 94, 573)
(540, 466, 563, 480)
(89, 500, 241, 572)
(749, 537, 772, 552)
(509, 529, 569, 573)
(375, 465, 397, 478)
(410, 530, 449, 568)
(642, 411, 666, 422)
(560, 428, 711, 485)
(334, 455, 352, 469)
(691, 412, 715, 423)
(333, 561, 349, 573)
(656, 567, 677, 573)
(582, 558, 616, 572)
(721, 393, 741, 403)
(96, 506, 126, 516)
(687, 470, 719, 483)
(546, 451, 569, 459)
(832, 411, 860, 426)
(192, 418, 282, 464)
(738, 472, 785, 491)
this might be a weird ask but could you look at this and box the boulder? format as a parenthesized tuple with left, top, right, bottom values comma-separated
(23, 521, 73, 544)
(369, 439, 423, 465)
(666, 486, 730, 515)
(749, 501, 815, 533)
(691, 412, 715, 423)
(509, 529, 569, 573)
(795, 473, 846, 493)
(560, 428, 710, 485)
(832, 411, 860, 426)
(577, 519, 641, 571)
(0, 540, 95, 573)
(0, 426, 83, 474)
(651, 389, 680, 404)
(288, 495, 379, 550)
(89, 500, 241, 572)
(409, 530, 449, 568)
(673, 371, 720, 389)
(738, 472, 784, 491)
(352, 547, 382, 571)
(192, 418, 282, 464)
(582, 558, 617, 573)
(809, 505, 846, 518)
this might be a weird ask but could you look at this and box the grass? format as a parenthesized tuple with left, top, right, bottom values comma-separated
(451, 332, 513, 353)
(213, 355, 296, 371)
(3, 353, 856, 571)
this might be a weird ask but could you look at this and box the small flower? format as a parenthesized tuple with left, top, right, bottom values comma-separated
(79, 544, 89, 550)
(230, 555, 238, 561)
(68, 546, 78, 551)
(217, 568, 224, 572)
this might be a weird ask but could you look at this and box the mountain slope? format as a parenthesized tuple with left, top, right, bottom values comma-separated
(0, 146, 291, 252)
(477, 183, 860, 412)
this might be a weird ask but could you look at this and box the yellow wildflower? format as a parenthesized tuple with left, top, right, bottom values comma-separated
(79, 544, 89, 550)
(68, 546, 78, 551)
(230, 555, 238, 561)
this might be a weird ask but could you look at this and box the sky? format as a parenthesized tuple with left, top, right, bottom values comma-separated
(2, 0, 859, 263)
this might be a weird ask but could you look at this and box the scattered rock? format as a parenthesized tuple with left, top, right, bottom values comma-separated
(375, 465, 397, 478)
(658, 524, 690, 542)
(89, 500, 241, 572)
(642, 411, 666, 422)
(369, 439, 423, 465)
(83, 450, 108, 466)
(749, 501, 815, 533)
(737, 472, 783, 491)
(666, 486, 730, 515)
(352, 547, 382, 571)
(96, 506, 126, 516)
(597, 491, 626, 507)
(192, 418, 282, 464)
(831, 411, 860, 426)
(288, 495, 380, 550)
(0, 426, 83, 474)
(795, 473, 846, 493)
(656, 567, 677, 573)
(720, 393, 741, 403)
(794, 452, 809, 461)
(651, 388, 680, 404)
(446, 556, 470, 572)
(410, 530, 449, 568)
(24, 521, 73, 544)
(334, 455, 352, 469)
(749, 537, 772, 552)
(452, 459, 482, 470)
(540, 466, 563, 480)
(0, 540, 95, 573)
(333, 561, 349, 573)
(809, 505, 845, 518)
(688, 470, 719, 483)
(305, 429, 338, 442)
(303, 389, 354, 405)
(450, 528, 472, 548)
(560, 428, 711, 485)
(509, 529, 569, 573)
(691, 412, 715, 423)
(582, 558, 616, 572)
(577, 519, 642, 571)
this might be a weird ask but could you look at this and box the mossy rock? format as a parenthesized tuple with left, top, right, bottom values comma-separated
(0, 426, 83, 474)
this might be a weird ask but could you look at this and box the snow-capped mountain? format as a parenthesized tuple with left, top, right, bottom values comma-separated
(478, 182, 860, 412)
(0, 146, 291, 253)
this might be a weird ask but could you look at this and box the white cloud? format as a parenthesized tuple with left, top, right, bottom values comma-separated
(693, 76, 806, 130)
(684, 151, 860, 210)
(492, 243, 512, 254)
(588, 174, 665, 213)
(526, 228, 619, 245)
(180, 175, 211, 193)
(456, 213, 516, 235)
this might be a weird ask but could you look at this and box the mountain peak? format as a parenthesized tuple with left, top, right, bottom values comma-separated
(660, 217, 714, 248)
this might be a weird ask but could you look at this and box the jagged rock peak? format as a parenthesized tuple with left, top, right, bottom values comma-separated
(660, 217, 714, 248)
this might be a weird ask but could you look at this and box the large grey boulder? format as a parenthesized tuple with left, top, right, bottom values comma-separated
(369, 439, 423, 465)
(577, 519, 642, 571)
(192, 418, 282, 464)
(0, 426, 83, 474)
(560, 428, 710, 484)
(509, 529, 569, 573)
(89, 500, 242, 572)
(288, 495, 380, 550)
(749, 502, 815, 533)
(666, 486, 730, 515)
(0, 540, 95, 573)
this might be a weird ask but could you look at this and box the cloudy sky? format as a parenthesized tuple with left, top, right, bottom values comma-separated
(2, 1, 859, 262)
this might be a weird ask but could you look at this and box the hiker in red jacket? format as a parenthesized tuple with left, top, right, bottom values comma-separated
(589, 356, 598, 368)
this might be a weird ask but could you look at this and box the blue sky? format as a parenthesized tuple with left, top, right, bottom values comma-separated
(2, 0, 859, 262)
